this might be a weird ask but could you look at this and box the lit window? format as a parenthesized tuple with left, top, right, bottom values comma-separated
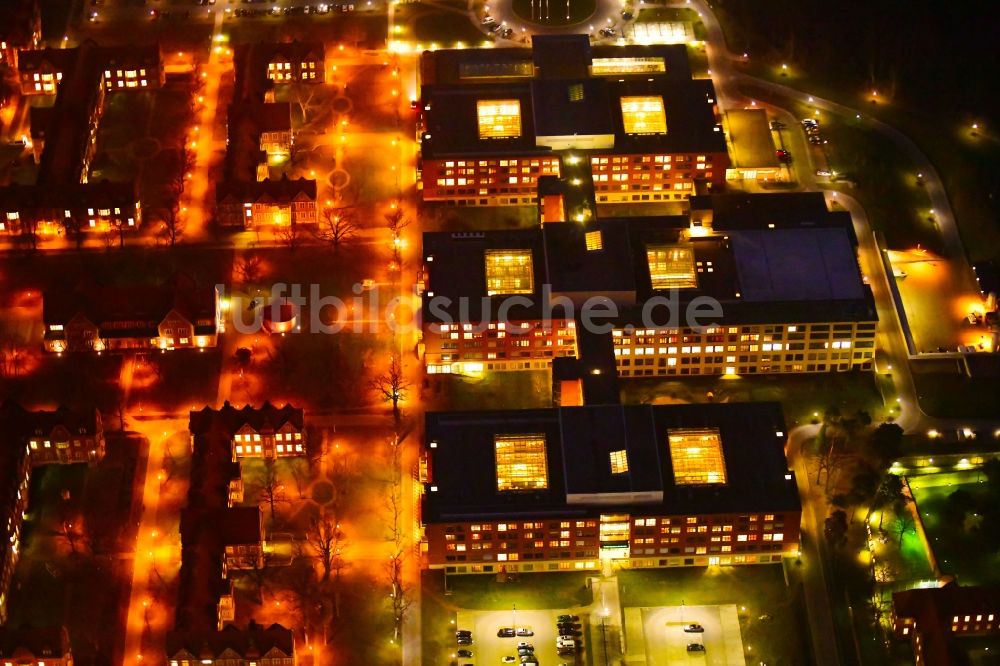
(477, 99, 522, 139)
(591, 57, 666, 75)
(609, 450, 628, 474)
(647, 245, 697, 289)
(495, 434, 548, 492)
(585, 230, 603, 251)
(620, 96, 667, 134)
(668, 428, 727, 485)
(485, 249, 534, 295)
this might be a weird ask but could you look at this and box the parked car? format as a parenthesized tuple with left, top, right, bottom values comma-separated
(684, 623, 705, 633)
(516, 628, 534, 637)
(457, 649, 474, 658)
(517, 642, 533, 650)
(481, 14, 495, 24)
(687, 643, 706, 652)
(497, 627, 516, 638)
(557, 615, 579, 623)
(456, 629, 472, 638)
(501, 657, 517, 664)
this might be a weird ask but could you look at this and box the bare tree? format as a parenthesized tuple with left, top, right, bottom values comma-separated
(0, 327, 29, 378)
(274, 220, 303, 251)
(15, 210, 40, 252)
(158, 144, 194, 246)
(892, 505, 916, 546)
(61, 210, 86, 250)
(306, 508, 347, 584)
(372, 355, 409, 430)
(257, 459, 286, 523)
(314, 204, 359, 251)
(236, 254, 263, 286)
(384, 481, 410, 641)
(290, 81, 320, 125)
(52, 518, 82, 556)
(385, 208, 410, 268)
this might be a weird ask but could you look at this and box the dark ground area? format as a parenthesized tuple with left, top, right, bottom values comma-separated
(719, 0, 1000, 262)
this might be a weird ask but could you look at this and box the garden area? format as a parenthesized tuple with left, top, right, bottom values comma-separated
(911, 469, 1000, 587)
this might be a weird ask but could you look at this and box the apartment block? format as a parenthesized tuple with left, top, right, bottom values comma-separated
(42, 283, 221, 353)
(0, 403, 105, 623)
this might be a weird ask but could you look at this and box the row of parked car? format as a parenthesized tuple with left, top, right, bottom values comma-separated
(556, 615, 581, 657)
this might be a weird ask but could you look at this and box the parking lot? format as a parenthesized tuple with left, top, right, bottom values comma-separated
(453, 608, 587, 666)
(625, 604, 744, 665)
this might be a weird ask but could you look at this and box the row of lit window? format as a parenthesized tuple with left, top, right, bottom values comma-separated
(234, 432, 302, 442)
(592, 155, 709, 165)
(235, 443, 303, 455)
(442, 159, 559, 168)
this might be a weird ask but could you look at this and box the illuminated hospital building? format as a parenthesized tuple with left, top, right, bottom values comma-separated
(416, 35, 728, 206)
(419, 191, 878, 379)
(422, 401, 801, 573)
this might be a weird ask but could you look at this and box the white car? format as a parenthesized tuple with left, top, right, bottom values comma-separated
(481, 15, 495, 24)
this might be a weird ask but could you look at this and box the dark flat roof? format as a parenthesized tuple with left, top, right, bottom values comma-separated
(419, 36, 725, 160)
(420, 39, 693, 87)
(531, 78, 613, 138)
(422, 193, 877, 326)
(421, 78, 726, 159)
(424, 402, 798, 522)
(732, 228, 866, 302)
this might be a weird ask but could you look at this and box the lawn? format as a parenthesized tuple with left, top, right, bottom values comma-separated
(394, 3, 486, 46)
(425, 369, 553, 412)
(910, 472, 1000, 587)
(618, 566, 809, 666)
(912, 370, 1000, 419)
(620, 370, 883, 428)
(419, 202, 539, 232)
(511, 0, 596, 27)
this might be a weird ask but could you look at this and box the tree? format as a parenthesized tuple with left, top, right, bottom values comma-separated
(868, 473, 907, 528)
(868, 423, 903, 470)
(891, 504, 916, 546)
(234, 347, 253, 375)
(306, 508, 347, 584)
(289, 81, 320, 125)
(0, 326, 29, 378)
(372, 355, 409, 430)
(384, 481, 410, 641)
(15, 210, 40, 252)
(236, 254, 263, 286)
(824, 509, 849, 548)
(274, 220, 303, 251)
(385, 208, 410, 268)
(257, 459, 286, 524)
(314, 203, 359, 251)
(61, 209, 87, 250)
(159, 144, 195, 246)
(847, 465, 881, 517)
